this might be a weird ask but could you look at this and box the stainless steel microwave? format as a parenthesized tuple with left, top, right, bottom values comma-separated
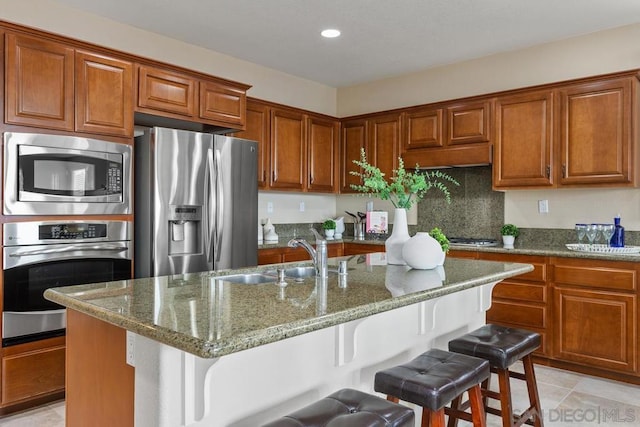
(3, 132, 132, 215)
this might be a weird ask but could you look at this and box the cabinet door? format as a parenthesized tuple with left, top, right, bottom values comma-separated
(553, 286, 636, 373)
(559, 77, 633, 186)
(343, 243, 384, 255)
(404, 107, 443, 150)
(368, 113, 401, 181)
(2, 338, 65, 404)
(493, 90, 554, 188)
(136, 65, 196, 117)
(270, 108, 306, 191)
(307, 116, 339, 193)
(5, 33, 74, 130)
(446, 100, 491, 145)
(199, 80, 246, 128)
(235, 100, 271, 189)
(75, 51, 133, 137)
(340, 119, 368, 193)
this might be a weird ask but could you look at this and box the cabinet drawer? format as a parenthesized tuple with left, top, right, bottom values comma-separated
(492, 281, 546, 303)
(487, 301, 546, 329)
(479, 253, 546, 283)
(554, 263, 636, 291)
(2, 344, 65, 404)
(447, 249, 478, 259)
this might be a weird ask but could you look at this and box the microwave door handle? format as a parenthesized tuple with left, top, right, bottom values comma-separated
(9, 244, 129, 256)
(214, 148, 223, 264)
(205, 148, 215, 263)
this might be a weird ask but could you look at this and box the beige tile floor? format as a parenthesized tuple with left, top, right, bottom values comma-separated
(1, 364, 640, 426)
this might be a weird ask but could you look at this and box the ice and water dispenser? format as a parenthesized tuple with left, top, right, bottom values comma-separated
(168, 205, 202, 255)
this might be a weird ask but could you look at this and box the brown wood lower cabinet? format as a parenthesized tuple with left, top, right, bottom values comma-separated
(473, 251, 640, 383)
(480, 252, 550, 356)
(1, 337, 65, 407)
(342, 242, 384, 255)
(551, 257, 638, 374)
(258, 243, 344, 265)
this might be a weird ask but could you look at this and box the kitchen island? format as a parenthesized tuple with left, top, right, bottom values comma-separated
(45, 254, 533, 427)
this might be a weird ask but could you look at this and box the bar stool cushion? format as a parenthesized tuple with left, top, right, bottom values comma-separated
(262, 388, 415, 427)
(374, 348, 490, 411)
(448, 324, 541, 369)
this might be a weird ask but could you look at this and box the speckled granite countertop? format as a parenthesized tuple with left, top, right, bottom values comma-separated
(288, 237, 640, 262)
(44, 256, 532, 359)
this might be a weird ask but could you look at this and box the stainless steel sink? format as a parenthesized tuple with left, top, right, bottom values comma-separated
(212, 273, 277, 284)
(265, 266, 317, 281)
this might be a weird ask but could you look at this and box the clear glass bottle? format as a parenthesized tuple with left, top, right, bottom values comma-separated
(610, 216, 625, 247)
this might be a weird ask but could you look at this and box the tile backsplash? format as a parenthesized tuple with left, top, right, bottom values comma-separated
(417, 166, 504, 239)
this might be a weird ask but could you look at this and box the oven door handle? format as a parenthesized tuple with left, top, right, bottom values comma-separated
(9, 244, 129, 257)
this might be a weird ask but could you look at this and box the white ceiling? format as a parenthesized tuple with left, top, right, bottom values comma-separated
(53, 0, 640, 88)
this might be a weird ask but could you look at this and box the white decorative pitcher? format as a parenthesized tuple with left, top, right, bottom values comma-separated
(402, 232, 444, 270)
(385, 208, 411, 265)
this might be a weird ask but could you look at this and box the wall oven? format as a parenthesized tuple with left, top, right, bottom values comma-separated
(3, 132, 132, 215)
(2, 221, 132, 347)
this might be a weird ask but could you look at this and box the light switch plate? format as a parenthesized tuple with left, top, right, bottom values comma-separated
(126, 330, 135, 366)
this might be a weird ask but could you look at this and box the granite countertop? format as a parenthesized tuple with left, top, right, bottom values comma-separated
(266, 236, 640, 262)
(44, 256, 532, 359)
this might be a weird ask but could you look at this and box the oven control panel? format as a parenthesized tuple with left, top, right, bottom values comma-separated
(39, 223, 108, 240)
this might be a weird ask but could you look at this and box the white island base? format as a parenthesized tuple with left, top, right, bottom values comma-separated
(131, 282, 496, 427)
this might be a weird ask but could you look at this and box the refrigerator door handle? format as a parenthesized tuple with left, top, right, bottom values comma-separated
(205, 148, 215, 263)
(214, 148, 224, 263)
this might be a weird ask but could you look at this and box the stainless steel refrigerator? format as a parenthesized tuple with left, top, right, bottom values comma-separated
(134, 127, 258, 278)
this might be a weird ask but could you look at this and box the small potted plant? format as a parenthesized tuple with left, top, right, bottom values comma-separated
(500, 224, 520, 249)
(429, 227, 450, 253)
(322, 219, 336, 240)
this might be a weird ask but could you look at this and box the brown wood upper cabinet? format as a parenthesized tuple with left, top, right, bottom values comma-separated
(5, 32, 134, 137)
(237, 99, 338, 193)
(493, 90, 555, 188)
(494, 73, 639, 189)
(136, 64, 248, 130)
(559, 77, 634, 186)
(75, 51, 133, 137)
(5, 32, 74, 131)
(340, 113, 402, 193)
(401, 100, 492, 168)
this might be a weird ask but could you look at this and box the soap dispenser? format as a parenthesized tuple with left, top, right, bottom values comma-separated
(611, 215, 625, 247)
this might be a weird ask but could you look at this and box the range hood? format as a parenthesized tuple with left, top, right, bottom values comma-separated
(402, 144, 492, 169)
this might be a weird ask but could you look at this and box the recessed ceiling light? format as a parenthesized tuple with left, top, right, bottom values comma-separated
(321, 29, 341, 38)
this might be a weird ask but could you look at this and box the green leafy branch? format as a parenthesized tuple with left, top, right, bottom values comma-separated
(349, 149, 459, 209)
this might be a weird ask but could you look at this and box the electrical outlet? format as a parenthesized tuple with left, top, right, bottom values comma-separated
(299, 202, 305, 212)
(126, 331, 135, 366)
(267, 202, 274, 213)
(538, 199, 549, 214)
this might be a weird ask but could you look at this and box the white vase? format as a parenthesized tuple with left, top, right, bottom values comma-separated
(325, 229, 335, 240)
(401, 232, 444, 270)
(502, 235, 515, 249)
(385, 208, 411, 265)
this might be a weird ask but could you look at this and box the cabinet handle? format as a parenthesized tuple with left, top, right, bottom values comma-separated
(272, 170, 277, 182)
(310, 174, 314, 184)
(546, 165, 551, 178)
(262, 171, 266, 182)
(562, 164, 566, 178)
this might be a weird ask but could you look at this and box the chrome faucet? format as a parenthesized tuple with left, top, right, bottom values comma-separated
(288, 229, 328, 279)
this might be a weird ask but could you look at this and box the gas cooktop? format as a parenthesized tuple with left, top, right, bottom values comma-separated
(448, 237, 499, 247)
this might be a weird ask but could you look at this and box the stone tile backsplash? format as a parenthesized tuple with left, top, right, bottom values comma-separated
(270, 165, 640, 246)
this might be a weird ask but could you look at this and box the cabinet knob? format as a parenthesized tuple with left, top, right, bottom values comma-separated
(272, 170, 276, 182)
(310, 174, 314, 184)
(562, 164, 566, 178)
(262, 171, 266, 182)
(546, 165, 551, 178)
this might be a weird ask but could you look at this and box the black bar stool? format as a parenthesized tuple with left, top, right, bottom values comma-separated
(448, 324, 544, 427)
(261, 388, 415, 427)
(374, 348, 490, 427)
